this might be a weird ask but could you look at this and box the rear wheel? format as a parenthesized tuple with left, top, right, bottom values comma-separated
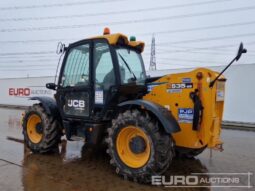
(106, 109, 174, 183)
(22, 104, 62, 153)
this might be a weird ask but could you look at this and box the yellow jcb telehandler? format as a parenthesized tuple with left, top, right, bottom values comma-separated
(22, 28, 246, 183)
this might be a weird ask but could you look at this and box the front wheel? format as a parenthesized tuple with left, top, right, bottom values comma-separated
(106, 109, 174, 183)
(22, 104, 62, 153)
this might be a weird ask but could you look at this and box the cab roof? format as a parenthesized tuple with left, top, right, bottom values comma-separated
(90, 33, 145, 52)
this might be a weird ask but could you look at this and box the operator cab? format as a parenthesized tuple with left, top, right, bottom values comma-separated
(52, 28, 147, 122)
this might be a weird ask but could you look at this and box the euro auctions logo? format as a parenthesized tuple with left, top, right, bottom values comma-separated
(152, 172, 253, 188)
(9, 88, 30, 96)
(9, 87, 53, 97)
(152, 175, 199, 186)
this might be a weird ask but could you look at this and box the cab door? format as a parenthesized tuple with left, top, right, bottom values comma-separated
(93, 40, 118, 117)
(56, 41, 92, 119)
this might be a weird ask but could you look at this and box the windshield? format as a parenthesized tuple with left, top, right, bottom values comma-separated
(116, 48, 146, 84)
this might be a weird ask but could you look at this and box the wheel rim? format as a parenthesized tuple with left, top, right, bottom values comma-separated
(26, 114, 43, 144)
(116, 125, 151, 168)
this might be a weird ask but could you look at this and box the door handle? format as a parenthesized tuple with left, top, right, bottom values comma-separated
(111, 87, 118, 93)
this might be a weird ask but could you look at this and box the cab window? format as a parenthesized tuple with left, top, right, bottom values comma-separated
(94, 42, 115, 90)
(116, 48, 145, 84)
(61, 44, 90, 87)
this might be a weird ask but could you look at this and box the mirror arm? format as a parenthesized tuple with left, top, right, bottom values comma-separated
(209, 43, 247, 88)
(209, 57, 236, 88)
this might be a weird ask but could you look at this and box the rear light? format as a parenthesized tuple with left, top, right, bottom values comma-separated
(216, 81, 225, 101)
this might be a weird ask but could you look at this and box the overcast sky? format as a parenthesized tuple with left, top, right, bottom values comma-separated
(0, 0, 254, 78)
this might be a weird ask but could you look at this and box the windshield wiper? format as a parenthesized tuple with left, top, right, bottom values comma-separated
(118, 53, 137, 81)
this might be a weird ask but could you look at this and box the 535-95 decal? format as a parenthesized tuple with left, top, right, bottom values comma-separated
(169, 83, 193, 89)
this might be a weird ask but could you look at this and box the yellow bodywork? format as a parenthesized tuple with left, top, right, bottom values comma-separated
(143, 68, 225, 150)
(90, 33, 145, 52)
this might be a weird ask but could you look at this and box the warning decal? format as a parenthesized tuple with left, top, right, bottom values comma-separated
(178, 108, 194, 123)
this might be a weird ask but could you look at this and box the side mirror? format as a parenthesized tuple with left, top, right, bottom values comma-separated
(46, 83, 57, 90)
(56, 42, 66, 54)
(235, 42, 247, 61)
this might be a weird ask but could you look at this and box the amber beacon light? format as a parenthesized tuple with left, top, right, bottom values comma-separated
(103, 27, 110, 35)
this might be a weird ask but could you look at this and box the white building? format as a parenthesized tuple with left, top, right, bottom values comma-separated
(0, 76, 55, 106)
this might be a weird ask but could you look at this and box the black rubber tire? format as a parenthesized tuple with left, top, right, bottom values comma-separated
(106, 109, 174, 183)
(22, 104, 62, 153)
(175, 145, 207, 158)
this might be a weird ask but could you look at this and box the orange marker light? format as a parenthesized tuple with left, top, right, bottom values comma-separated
(103, 27, 110, 35)
(196, 72, 203, 80)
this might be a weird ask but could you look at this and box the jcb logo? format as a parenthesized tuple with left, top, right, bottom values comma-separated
(67, 100, 85, 108)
